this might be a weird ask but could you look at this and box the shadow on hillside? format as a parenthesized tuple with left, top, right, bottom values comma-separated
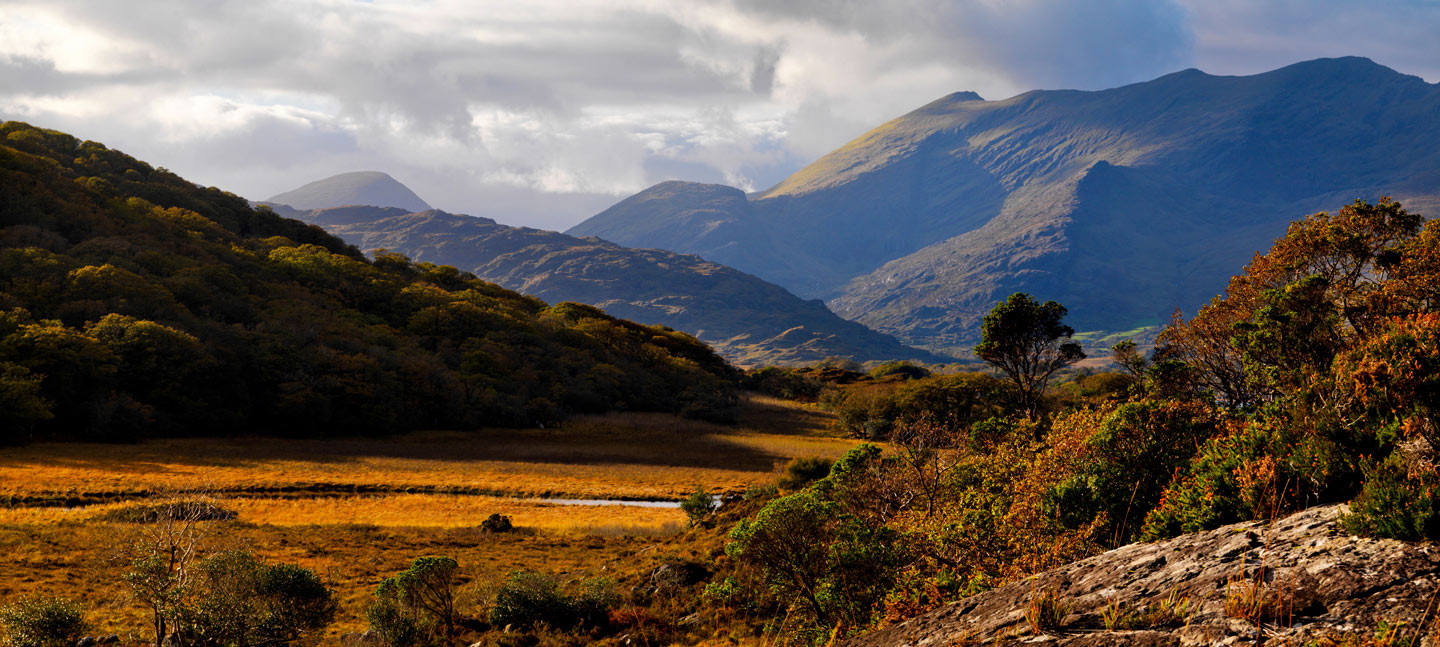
(0, 395, 842, 474)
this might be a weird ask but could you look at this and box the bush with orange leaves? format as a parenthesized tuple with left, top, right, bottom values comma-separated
(1157, 197, 1426, 408)
(1334, 313, 1440, 540)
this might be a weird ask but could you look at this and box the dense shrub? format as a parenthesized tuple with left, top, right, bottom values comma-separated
(0, 597, 88, 647)
(743, 367, 825, 401)
(365, 592, 422, 647)
(1339, 455, 1440, 541)
(1044, 400, 1222, 543)
(487, 571, 616, 632)
(825, 372, 1007, 440)
(680, 486, 717, 526)
(777, 456, 834, 490)
(175, 551, 336, 647)
(868, 361, 930, 381)
(480, 514, 513, 533)
(1138, 413, 1359, 541)
(726, 480, 906, 637)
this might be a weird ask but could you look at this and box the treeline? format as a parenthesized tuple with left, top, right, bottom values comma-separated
(711, 198, 1440, 645)
(0, 122, 738, 442)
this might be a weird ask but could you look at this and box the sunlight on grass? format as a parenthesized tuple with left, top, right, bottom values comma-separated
(0, 396, 855, 503)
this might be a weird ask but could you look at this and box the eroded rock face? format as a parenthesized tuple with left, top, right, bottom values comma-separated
(848, 506, 1440, 646)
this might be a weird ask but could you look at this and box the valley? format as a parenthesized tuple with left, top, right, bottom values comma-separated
(0, 396, 861, 642)
(4, 24, 1440, 647)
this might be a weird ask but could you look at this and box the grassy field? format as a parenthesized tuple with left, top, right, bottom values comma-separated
(0, 395, 854, 644)
(0, 396, 844, 504)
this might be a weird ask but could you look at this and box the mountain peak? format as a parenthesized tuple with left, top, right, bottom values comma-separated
(266, 171, 432, 213)
(1260, 56, 1416, 83)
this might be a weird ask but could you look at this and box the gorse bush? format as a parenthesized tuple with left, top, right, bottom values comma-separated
(0, 597, 88, 647)
(1138, 413, 1359, 541)
(1044, 400, 1221, 543)
(1339, 455, 1440, 541)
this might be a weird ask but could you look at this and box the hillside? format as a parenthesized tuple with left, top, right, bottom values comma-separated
(265, 171, 432, 212)
(568, 57, 1440, 351)
(287, 205, 946, 365)
(0, 122, 737, 442)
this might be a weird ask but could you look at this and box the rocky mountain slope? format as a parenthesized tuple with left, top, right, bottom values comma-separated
(568, 58, 1440, 351)
(847, 505, 1440, 646)
(265, 171, 432, 213)
(288, 205, 946, 365)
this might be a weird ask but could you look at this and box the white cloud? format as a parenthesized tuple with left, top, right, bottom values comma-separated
(0, 0, 1435, 230)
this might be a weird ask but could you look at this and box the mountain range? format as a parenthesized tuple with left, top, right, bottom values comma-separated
(568, 57, 1440, 352)
(263, 201, 944, 365)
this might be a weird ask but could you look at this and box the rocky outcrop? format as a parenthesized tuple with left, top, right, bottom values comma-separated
(849, 506, 1440, 646)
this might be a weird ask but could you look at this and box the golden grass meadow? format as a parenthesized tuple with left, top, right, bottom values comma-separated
(0, 396, 858, 641)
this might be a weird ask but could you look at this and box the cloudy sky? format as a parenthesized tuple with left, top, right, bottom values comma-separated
(2, 0, 1438, 230)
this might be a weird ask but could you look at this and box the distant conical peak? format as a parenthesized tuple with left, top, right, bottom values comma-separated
(266, 171, 432, 213)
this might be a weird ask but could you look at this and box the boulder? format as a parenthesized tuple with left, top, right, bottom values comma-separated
(480, 513, 514, 533)
(847, 505, 1440, 646)
(651, 560, 710, 590)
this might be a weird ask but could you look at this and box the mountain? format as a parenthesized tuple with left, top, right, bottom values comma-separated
(568, 57, 1440, 351)
(265, 171, 432, 212)
(288, 205, 946, 366)
(0, 122, 737, 441)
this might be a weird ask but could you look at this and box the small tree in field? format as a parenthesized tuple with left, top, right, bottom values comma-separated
(369, 556, 460, 642)
(120, 498, 211, 647)
(974, 293, 1085, 419)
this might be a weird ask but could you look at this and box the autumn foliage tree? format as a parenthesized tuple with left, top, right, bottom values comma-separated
(1158, 198, 1425, 408)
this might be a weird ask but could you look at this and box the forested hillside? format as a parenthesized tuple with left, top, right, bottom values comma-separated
(0, 122, 738, 442)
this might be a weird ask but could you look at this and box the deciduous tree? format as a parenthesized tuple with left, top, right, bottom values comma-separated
(974, 293, 1085, 419)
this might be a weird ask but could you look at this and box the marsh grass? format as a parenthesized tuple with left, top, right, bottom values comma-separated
(0, 397, 856, 505)
(0, 395, 846, 644)
(0, 519, 692, 640)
